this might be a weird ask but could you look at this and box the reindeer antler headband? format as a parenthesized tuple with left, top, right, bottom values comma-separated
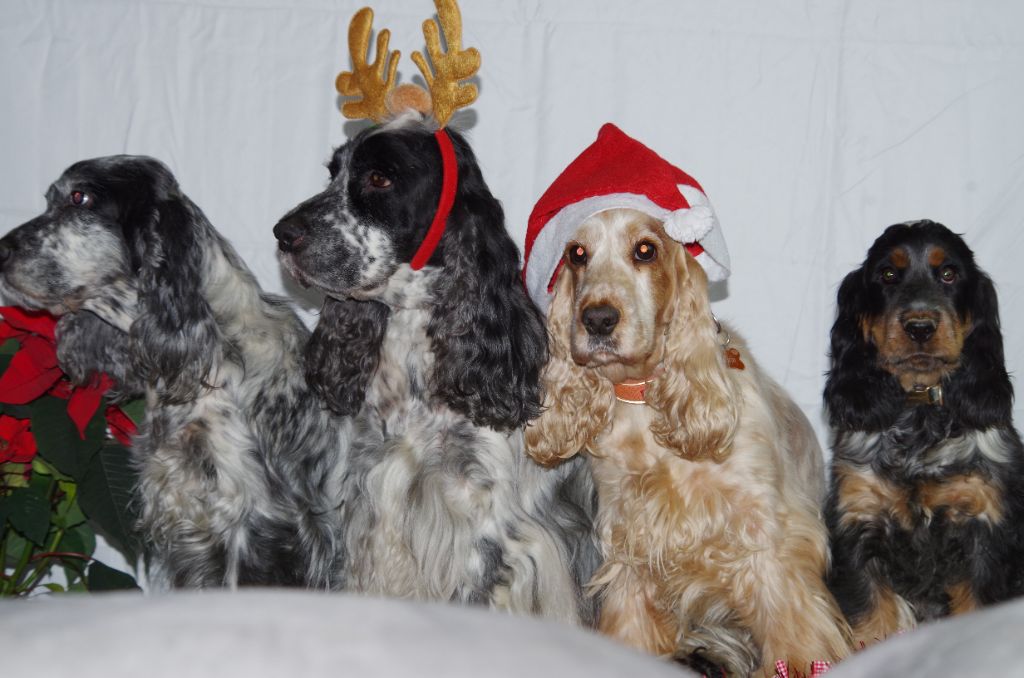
(335, 1, 478, 269)
(336, 0, 480, 127)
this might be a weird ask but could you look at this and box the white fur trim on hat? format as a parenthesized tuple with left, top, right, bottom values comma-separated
(664, 184, 716, 243)
(524, 191, 731, 314)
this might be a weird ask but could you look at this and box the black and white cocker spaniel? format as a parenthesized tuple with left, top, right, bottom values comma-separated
(824, 219, 1024, 646)
(274, 114, 600, 624)
(0, 156, 346, 589)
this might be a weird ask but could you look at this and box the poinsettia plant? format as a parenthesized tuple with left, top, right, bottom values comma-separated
(0, 307, 144, 596)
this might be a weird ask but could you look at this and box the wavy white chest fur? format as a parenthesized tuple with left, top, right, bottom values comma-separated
(339, 270, 585, 621)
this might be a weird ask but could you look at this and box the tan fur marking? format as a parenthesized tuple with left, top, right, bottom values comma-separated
(918, 474, 1004, 524)
(595, 562, 679, 656)
(928, 246, 947, 268)
(890, 247, 910, 269)
(853, 584, 916, 647)
(834, 465, 913, 530)
(872, 304, 965, 389)
(947, 581, 978, 615)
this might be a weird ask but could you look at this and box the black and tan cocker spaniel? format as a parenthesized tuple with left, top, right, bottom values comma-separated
(0, 156, 346, 589)
(824, 219, 1024, 646)
(274, 113, 600, 624)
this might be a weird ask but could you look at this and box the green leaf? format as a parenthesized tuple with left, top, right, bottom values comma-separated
(2, 530, 30, 568)
(58, 520, 96, 559)
(0, 352, 13, 416)
(77, 443, 139, 562)
(41, 582, 66, 593)
(1, 461, 30, 489)
(0, 485, 50, 546)
(30, 396, 106, 481)
(0, 338, 19, 356)
(0, 403, 32, 419)
(86, 560, 139, 592)
(58, 526, 94, 586)
(118, 399, 146, 427)
(53, 479, 87, 530)
(60, 557, 88, 584)
(31, 456, 72, 482)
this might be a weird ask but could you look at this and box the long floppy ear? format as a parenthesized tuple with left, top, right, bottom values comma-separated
(426, 140, 549, 431)
(128, 197, 220, 404)
(305, 295, 389, 416)
(55, 311, 144, 400)
(943, 270, 1013, 429)
(646, 247, 739, 461)
(524, 270, 614, 466)
(823, 269, 906, 431)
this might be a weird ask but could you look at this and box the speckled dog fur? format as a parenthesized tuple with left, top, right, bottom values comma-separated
(274, 114, 600, 623)
(0, 156, 347, 589)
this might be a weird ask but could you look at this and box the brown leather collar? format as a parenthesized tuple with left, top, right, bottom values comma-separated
(613, 378, 653, 405)
(906, 383, 944, 406)
(613, 346, 746, 406)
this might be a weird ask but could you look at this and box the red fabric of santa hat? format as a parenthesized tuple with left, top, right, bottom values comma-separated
(523, 123, 730, 313)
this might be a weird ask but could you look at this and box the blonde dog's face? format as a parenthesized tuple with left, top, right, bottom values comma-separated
(529, 208, 738, 466)
(561, 209, 679, 378)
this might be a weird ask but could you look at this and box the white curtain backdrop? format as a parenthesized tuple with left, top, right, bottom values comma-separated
(2, 0, 1022, 447)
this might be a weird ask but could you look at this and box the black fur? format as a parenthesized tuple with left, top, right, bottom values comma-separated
(305, 296, 389, 418)
(278, 119, 547, 431)
(55, 311, 143, 401)
(129, 197, 221, 404)
(824, 220, 1024, 633)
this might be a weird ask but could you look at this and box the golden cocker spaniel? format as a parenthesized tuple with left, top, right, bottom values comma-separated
(525, 208, 852, 676)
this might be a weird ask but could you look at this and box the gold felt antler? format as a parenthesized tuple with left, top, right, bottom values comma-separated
(410, 0, 480, 127)
(335, 7, 399, 123)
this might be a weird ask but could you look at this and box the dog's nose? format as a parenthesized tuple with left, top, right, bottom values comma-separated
(903, 318, 937, 344)
(273, 218, 308, 253)
(581, 304, 620, 337)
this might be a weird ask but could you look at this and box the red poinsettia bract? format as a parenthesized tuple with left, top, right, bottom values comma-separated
(0, 414, 37, 464)
(0, 306, 137, 443)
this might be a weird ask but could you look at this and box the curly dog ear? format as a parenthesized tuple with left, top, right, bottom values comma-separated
(645, 247, 739, 461)
(944, 270, 1013, 429)
(426, 136, 549, 431)
(823, 269, 906, 431)
(128, 197, 221, 404)
(524, 271, 614, 467)
(305, 296, 389, 417)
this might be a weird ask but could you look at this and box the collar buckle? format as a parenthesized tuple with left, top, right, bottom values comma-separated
(906, 384, 944, 407)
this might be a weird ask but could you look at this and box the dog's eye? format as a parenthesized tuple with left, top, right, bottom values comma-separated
(567, 244, 588, 266)
(69, 190, 92, 207)
(367, 171, 392, 189)
(880, 267, 898, 284)
(939, 266, 957, 284)
(634, 241, 657, 262)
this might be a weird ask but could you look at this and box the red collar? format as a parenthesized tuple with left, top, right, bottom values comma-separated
(410, 128, 458, 270)
(613, 378, 653, 405)
(613, 347, 745, 406)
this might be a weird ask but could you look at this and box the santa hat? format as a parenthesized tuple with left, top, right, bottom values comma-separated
(523, 123, 730, 312)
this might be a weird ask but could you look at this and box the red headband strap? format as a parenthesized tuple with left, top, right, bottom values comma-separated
(410, 128, 458, 271)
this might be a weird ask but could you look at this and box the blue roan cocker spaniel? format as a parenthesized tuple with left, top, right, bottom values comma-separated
(824, 219, 1024, 645)
(0, 156, 346, 589)
(274, 113, 600, 623)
